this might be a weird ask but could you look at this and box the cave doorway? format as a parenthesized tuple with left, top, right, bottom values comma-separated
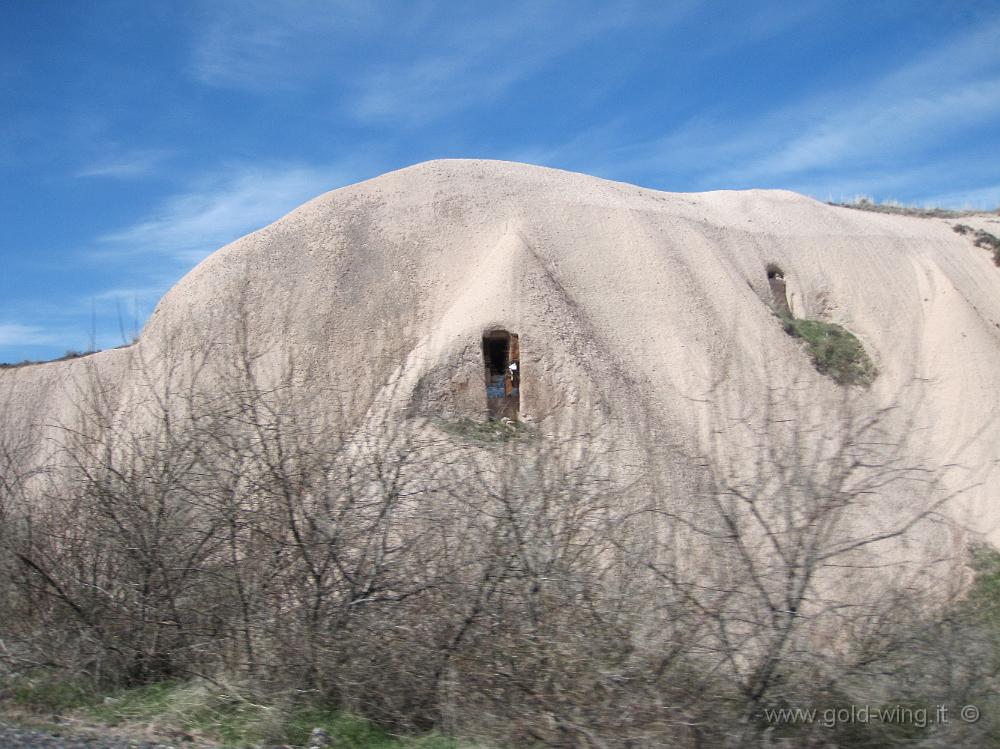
(482, 330, 519, 419)
(767, 263, 791, 317)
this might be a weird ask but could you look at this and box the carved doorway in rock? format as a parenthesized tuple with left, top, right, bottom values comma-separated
(482, 329, 519, 419)
(767, 263, 791, 317)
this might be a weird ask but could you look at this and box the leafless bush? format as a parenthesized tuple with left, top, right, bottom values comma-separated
(0, 315, 991, 747)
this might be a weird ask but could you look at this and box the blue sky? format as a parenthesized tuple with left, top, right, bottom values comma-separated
(2, 1, 1000, 363)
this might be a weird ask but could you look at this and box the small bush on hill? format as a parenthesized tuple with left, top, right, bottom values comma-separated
(781, 316, 877, 387)
(832, 197, 975, 219)
(0, 349, 99, 369)
(954, 224, 1000, 266)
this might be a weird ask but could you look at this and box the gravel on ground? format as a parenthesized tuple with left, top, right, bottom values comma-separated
(0, 719, 197, 749)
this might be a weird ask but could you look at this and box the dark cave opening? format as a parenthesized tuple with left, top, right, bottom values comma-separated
(482, 330, 520, 419)
(767, 263, 791, 317)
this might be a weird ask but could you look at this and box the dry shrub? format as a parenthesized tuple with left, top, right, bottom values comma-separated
(0, 321, 995, 748)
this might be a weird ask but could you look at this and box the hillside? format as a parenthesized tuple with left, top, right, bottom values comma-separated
(7, 159, 1000, 746)
(4, 159, 999, 538)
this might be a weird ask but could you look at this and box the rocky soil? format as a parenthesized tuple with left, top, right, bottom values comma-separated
(0, 718, 201, 749)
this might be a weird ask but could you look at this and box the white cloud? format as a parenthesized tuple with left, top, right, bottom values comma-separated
(346, 2, 675, 124)
(92, 285, 168, 303)
(189, 0, 383, 91)
(61, 160, 371, 356)
(0, 323, 59, 347)
(5, 158, 349, 358)
(532, 11, 1000, 203)
(350, 54, 526, 124)
(726, 77, 1000, 183)
(76, 149, 172, 179)
(186, 0, 691, 124)
(916, 184, 1000, 211)
(96, 163, 353, 263)
(697, 0, 826, 59)
(707, 14, 1000, 183)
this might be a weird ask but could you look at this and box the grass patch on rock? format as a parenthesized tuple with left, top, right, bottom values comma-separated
(438, 416, 532, 443)
(781, 316, 877, 387)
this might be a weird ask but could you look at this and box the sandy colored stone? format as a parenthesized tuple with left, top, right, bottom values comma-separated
(3, 159, 1000, 551)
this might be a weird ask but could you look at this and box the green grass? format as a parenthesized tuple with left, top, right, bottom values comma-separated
(781, 316, 877, 387)
(9, 678, 98, 713)
(438, 416, 532, 443)
(967, 544, 1000, 620)
(5, 677, 467, 749)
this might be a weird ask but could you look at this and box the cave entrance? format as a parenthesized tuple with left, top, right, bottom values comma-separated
(767, 263, 791, 317)
(482, 330, 519, 419)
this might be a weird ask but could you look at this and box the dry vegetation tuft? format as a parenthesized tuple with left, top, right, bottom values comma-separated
(954, 223, 1000, 266)
(830, 196, 989, 219)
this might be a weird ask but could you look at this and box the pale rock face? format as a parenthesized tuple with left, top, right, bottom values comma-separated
(4, 159, 1000, 551)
